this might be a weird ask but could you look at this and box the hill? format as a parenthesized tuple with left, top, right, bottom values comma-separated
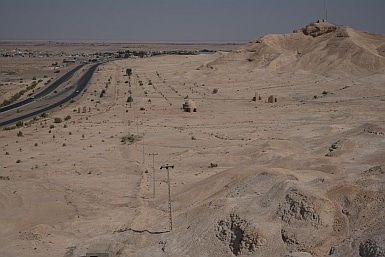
(207, 20, 385, 75)
(1, 22, 385, 257)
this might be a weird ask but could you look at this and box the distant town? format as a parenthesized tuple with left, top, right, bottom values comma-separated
(0, 47, 217, 64)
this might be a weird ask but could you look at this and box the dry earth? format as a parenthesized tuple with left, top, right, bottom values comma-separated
(1, 21, 385, 257)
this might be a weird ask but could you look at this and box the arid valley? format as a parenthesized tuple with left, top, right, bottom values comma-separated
(1, 21, 385, 257)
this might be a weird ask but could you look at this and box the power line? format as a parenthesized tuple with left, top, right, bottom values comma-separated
(149, 153, 158, 198)
(160, 164, 174, 231)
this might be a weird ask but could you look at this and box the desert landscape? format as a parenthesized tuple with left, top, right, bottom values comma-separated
(1, 20, 385, 257)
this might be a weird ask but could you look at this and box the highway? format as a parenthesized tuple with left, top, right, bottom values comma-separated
(0, 64, 85, 113)
(0, 62, 102, 128)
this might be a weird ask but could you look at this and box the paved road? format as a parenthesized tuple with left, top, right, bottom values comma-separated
(0, 62, 102, 128)
(0, 64, 85, 113)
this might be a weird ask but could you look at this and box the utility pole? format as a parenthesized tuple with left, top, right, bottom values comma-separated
(324, 0, 327, 21)
(160, 164, 174, 231)
(136, 116, 139, 138)
(142, 133, 145, 164)
(129, 75, 132, 108)
(149, 153, 158, 198)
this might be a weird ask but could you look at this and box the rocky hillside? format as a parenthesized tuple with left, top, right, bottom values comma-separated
(207, 20, 385, 75)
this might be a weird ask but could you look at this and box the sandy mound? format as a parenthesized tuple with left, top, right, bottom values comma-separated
(207, 20, 385, 75)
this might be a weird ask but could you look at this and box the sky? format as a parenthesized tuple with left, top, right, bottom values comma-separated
(1, 0, 384, 42)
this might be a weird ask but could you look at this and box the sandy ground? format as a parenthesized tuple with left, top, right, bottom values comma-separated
(1, 23, 385, 257)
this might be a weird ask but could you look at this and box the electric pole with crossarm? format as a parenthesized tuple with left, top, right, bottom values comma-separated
(160, 164, 174, 231)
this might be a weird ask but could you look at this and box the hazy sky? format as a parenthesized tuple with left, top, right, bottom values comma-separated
(1, 0, 384, 42)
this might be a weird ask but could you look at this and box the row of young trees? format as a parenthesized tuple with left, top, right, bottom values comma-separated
(1, 80, 41, 107)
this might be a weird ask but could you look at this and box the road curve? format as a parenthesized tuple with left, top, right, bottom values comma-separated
(0, 62, 102, 128)
(0, 64, 85, 113)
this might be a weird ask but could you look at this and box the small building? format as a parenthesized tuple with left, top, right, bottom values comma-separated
(183, 100, 197, 112)
(268, 95, 278, 103)
(63, 58, 76, 64)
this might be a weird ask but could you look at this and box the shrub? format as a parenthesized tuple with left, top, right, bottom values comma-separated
(17, 131, 23, 137)
(127, 96, 133, 102)
(209, 162, 218, 168)
(54, 117, 62, 123)
(212, 88, 218, 94)
(64, 115, 71, 121)
(121, 134, 136, 144)
(3, 126, 15, 131)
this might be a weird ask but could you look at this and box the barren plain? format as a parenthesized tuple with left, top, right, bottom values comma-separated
(1, 21, 385, 257)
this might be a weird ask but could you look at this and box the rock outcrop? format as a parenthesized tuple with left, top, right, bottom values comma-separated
(293, 19, 337, 37)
